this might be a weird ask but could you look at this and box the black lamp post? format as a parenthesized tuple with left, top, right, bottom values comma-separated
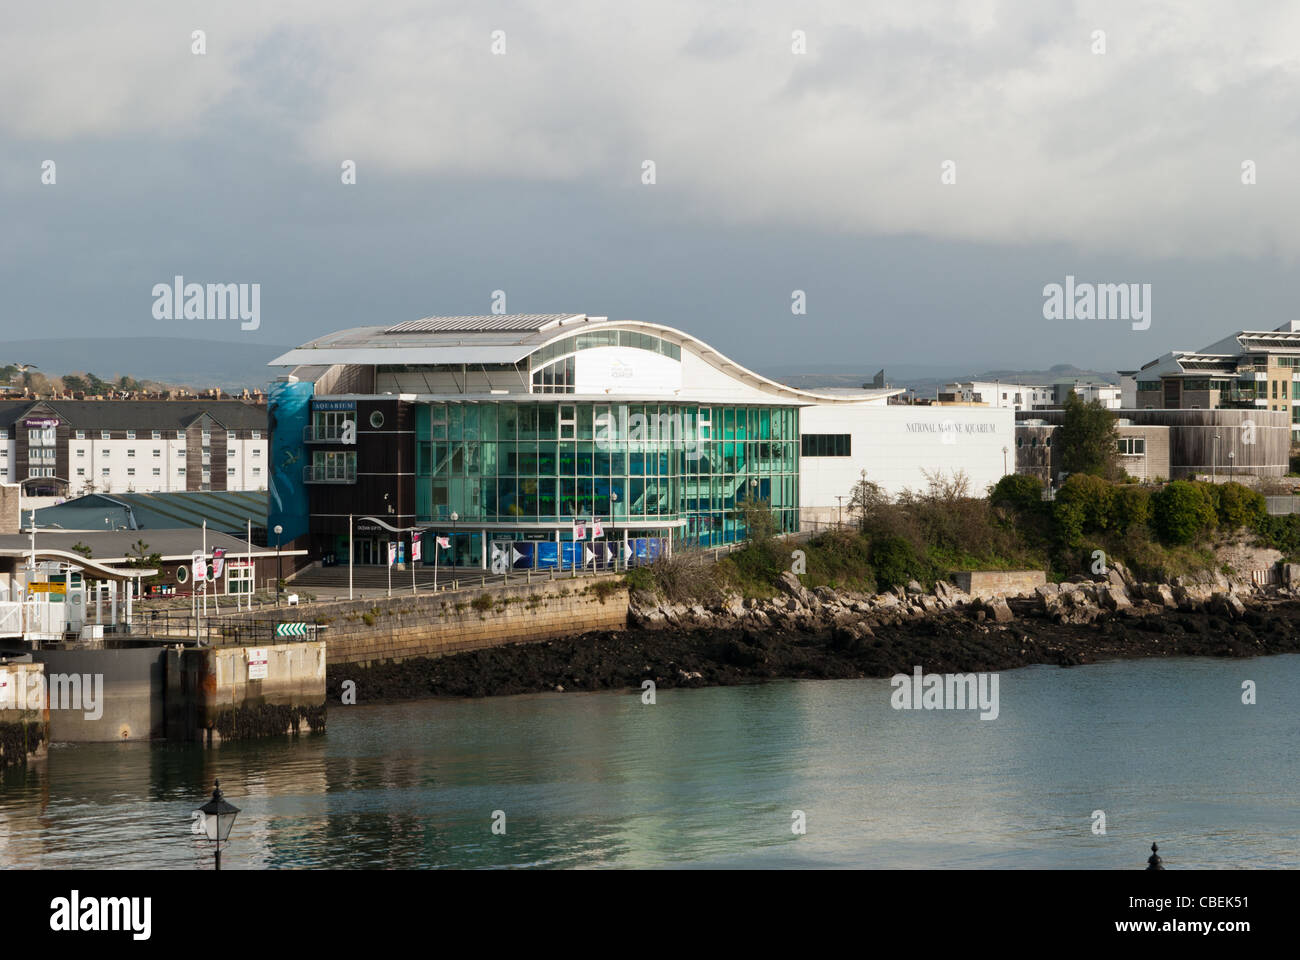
(273, 523, 283, 606)
(199, 779, 240, 871)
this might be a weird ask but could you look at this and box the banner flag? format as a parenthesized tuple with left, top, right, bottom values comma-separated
(411, 533, 422, 561)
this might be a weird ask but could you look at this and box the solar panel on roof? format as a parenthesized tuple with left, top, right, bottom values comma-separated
(385, 315, 579, 334)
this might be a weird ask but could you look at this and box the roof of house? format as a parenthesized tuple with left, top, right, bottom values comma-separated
(6, 400, 266, 431)
(32, 490, 267, 534)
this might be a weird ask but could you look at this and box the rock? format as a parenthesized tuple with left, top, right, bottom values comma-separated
(1099, 585, 1132, 612)
(984, 597, 1014, 623)
(777, 571, 803, 595)
(1211, 592, 1246, 619)
(1151, 584, 1177, 609)
(905, 580, 924, 595)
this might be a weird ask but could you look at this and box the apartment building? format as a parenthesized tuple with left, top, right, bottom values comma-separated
(941, 381, 1053, 410)
(0, 400, 267, 496)
(1132, 319, 1300, 439)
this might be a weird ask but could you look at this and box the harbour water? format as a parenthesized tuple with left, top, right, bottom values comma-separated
(2, 654, 1297, 869)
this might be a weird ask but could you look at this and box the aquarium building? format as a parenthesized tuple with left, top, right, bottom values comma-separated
(267, 315, 1012, 569)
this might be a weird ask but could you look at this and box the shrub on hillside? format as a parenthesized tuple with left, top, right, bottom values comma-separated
(1152, 480, 1217, 544)
(871, 535, 926, 588)
(1213, 481, 1266, 531)
(1055, 473, 1116, 532)
(1112, 484, 1152, 534)
(990, 473, 1043, 512)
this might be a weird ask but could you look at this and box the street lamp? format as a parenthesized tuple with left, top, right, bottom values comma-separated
(273, 523, 283, 606)
(1002, 445, 1009, 476)
(449, 512, 459, 567)
(1228, 450, 1235, 480)
(1213, 434, 1220, 482)
(198, 779, 240, 871)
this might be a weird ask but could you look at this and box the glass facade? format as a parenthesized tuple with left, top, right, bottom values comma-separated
(415, 401, 799, 547)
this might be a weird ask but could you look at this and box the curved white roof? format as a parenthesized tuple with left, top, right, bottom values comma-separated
(270, 314, 902, 405)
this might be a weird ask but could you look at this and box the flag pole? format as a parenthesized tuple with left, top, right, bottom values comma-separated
(411, 533, 418, 596)
(348, 513, 354, 601)
(433, 538, 439, 593)
(387, 541, 392, 598)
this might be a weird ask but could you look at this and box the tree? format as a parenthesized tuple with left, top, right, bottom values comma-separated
(1054, 473, 1116, 532)
(125, 539, 165, 586)
(1057, 391, 1120, 480)
(1152, 480, 1217, 544)
(1213, 481, 1266, 530)
(871, 535, 925, 588)
(1112, 484, 1152, 534)
(990, 473, 1043, 511)
(847, 470, 888, 533)
(61, 374, 88, 394)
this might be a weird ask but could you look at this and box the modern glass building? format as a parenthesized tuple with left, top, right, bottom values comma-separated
(269, 314, 1005, 569)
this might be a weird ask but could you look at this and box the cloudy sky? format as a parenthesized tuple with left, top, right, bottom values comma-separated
(2, 1, 1298, 378)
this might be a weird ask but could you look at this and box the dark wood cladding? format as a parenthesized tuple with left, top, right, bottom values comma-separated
(1017, 409, 1289, 478)
(307, 399, 416, 538)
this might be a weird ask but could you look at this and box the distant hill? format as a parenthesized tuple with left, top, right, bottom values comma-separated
(0, 338, 291, 390)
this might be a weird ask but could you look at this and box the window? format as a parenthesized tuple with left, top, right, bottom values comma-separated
(152, 467, 161, 476)
(127, 449, 135, 458)
(177, 467, 186, 475)
(175, 430, 184, 440)
(152, 449, 161, 458)
(251, 430, 261, 440)
(76, 448, 85, 457)
(227, 563, 254, 595)
(1117, 437, 1146, 456)
(127, 468, 135, 477)
(101, 431, 110, 440)
(76, 467, 85, 476)
(1184, 379, 1210, 391)
(228, 467, 236, 475)
(800, 434, 852, 457)
(152, 430, 161, 440)
(252, 448, 261, 457)
(101, 467, 110, 476)
(126, 430, 136, 440)
(75, 430, 85, 440)
(252, 467, 261, 477)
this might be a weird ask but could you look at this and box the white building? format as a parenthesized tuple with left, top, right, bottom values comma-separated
(0, 400, 267, 497)
(943, 381, 1052, 411)
(267, 314, 1018, 563)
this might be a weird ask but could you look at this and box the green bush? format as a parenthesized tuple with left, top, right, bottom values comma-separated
(1152, 480, 1217, 544)
(871, 535, 925, 588)
(1112, 484, 1152, 534)
(1055, 473, 1116, 532)
(990, 473, 1043, 511)
(1213, 481, 1266, 531)
(1053, 499, 1087, 547)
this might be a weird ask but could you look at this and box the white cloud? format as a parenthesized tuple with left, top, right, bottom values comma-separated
(4, 0, 1299, 259)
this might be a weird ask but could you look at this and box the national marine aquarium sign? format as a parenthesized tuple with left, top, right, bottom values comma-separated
(905, 421, 1001, 437)
(268, 380, 314, 544)
(312, 400, 356, 411)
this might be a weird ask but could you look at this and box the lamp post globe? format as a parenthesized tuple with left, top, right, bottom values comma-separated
(198, 779, 240, 871)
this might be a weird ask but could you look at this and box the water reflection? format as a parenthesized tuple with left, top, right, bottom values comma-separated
(1, 655, 1297, 869)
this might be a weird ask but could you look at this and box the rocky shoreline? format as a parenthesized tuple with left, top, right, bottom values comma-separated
(326, 564, 1300, 703)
